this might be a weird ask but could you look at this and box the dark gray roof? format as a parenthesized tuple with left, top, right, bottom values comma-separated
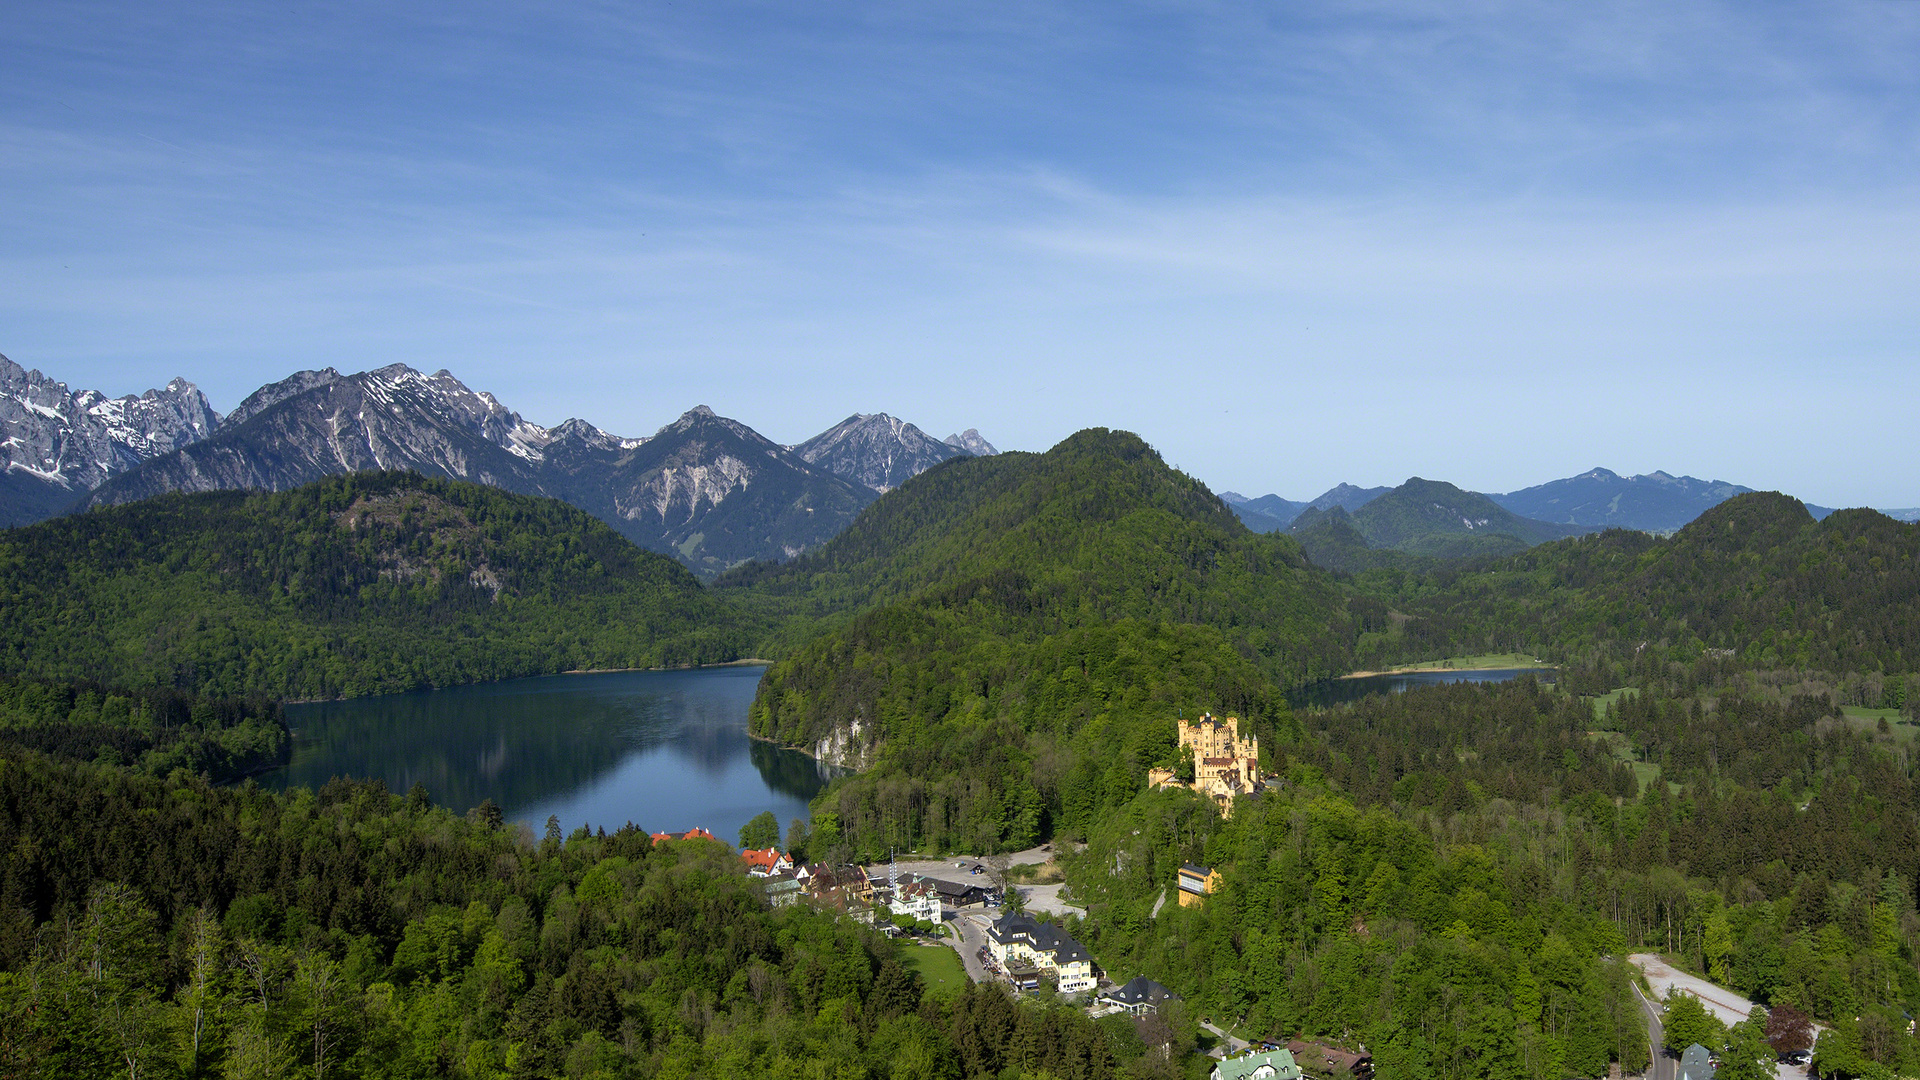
(988, 911, 1091, 966)
(1679, 1044, 1717, 1080)
(1180, 863, 1211, 877)
(1105, 975, 1176, 1005)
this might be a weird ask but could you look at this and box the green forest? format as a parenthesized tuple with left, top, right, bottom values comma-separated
(2, 433, 1919, 1079)
(0, 472, 754, 700)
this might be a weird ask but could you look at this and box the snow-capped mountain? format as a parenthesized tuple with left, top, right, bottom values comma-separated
(1, 352, 220, 525)
(792, 413, 970, 492)
(8, 352, 998, 574)
(80, 368, 886, 577)
(83, 365, 562, 510)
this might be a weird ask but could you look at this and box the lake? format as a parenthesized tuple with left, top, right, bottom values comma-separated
(1289, 667, 1557, 709)
(267, 665, 837, 844)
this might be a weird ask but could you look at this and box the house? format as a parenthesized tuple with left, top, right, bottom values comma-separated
(1178, 863, 1222, 908)
(740, 848, 793, 876)
(886, 877, 944, 922)
(1285, 1040, 1372, 1080)
(985, 911, 1098, 994)
(649, 827, 721, 844)
(929, 877, 988, 907)
(799, 863, 874, 907)
(1100, 975, 1177, 1015)
(761, 874, 804, 908)
(1213, 1047, 1304, 1080)
(1679, 1044, 1716, 1080)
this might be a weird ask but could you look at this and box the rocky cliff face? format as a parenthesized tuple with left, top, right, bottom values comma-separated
(83, 365, 559, 510)
(1, 353, 220, 525)
(792, 412, 968, 492)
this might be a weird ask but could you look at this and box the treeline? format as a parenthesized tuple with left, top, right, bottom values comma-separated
(0, 752, 1189, 1079)
(0, 675, 286, 782)
(0, 472, 753, 699)
(1374, 495, 1919, 675)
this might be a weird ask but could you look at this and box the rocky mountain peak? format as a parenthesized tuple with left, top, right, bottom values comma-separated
(0, 352, 219, 501)
(226, 368, 344, 428)
(944, 429, 998, 457)
(794, 412, 966, 492)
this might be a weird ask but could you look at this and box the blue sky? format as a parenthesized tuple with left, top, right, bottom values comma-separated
(5, 2, 1917, 506)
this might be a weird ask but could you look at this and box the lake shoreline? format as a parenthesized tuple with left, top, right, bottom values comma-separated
(1338, 663, 1554, 680)
(281, 658, 773, 704)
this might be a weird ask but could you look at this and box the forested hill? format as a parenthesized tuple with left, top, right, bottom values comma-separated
(736, 429, 1358, 856)
(724, 428, 1342, 651)
(1406, 492, 1918, 672)
(0, 472, 752, 699)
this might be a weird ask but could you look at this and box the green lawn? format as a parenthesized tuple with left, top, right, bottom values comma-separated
(898, 942, 969, 996)
(1842, 706, 1920, 741)
(1590, 687, 1640, 721)
(1585, 723, 1660, 794)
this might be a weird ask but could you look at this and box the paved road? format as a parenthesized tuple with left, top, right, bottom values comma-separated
(1630, 954, 1817, 1080)
(1631, 954, 1761, 1028)
(948, 908, 997, 985)
(1019, 882, 1087, 919)
(1199, 1021, 1251, 1060)
(1633, 979, 1676, 1080)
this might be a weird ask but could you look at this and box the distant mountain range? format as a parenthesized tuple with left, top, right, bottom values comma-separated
(1224, 465, 1892, 544)
(8, 350, 1910, 574)
(1277, 478, 1590, 571)
(2, 353, 995, 577)
(1220, 484, 1391, 531)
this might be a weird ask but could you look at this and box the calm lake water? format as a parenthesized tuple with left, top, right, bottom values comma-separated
(1290, 667, 1557, 709)
(268, 665, 837, 843)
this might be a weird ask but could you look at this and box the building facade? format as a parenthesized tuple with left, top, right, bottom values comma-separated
(985, 911, 1098, 994)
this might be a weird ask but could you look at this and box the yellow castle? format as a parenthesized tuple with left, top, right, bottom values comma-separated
(1147, 713, 1263, 816)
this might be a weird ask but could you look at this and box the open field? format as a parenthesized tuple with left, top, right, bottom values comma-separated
(1586, 728, 1661, 793)
(1842, 706, 1920, 741)
(1590, 687, 1641, 721)
(898, 941, 969, 996)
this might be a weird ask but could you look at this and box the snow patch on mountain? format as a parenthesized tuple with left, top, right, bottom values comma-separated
(1, 352, 219, 491)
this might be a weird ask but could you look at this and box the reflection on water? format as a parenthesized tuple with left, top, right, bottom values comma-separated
(1290, 667, 1556, 710)
(269, 665, 839, 842)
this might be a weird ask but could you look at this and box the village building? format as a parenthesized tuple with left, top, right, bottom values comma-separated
(1147, 713, 1265, 817)
(883, 876, 944, 922)
(1679, 1044, 1716, 1080)
(797, 863, 875, 909)
(1285, 1040, 1373, 1080)
(985, 911, 1098, 994)
(649, 827, 721, 844)
(928, 877, 988, 908)
(761, 874, 804, 908)
(1099, 975, 1178, 1015)
(740, 847, 793, 876)
(1213, 1047, 1304, 1080)
(1177, 863, 1222, 908)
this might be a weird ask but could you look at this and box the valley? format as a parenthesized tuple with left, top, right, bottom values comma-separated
(1, 387, 1917, 1080)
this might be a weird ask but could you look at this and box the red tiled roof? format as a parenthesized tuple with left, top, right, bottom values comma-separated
(650, 827, 721, 844)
